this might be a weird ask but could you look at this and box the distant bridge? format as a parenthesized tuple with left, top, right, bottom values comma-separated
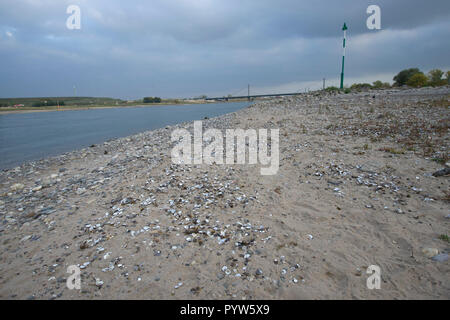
(204, 92, 305, 101)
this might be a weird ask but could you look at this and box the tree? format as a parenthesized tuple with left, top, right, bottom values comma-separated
(428, 69, 445, 86)
(393, 68, 421, 86)
(143, 97, 161, 103)
(406, 72, 428, 87)
(372, 80, 390, 89)
(446, 71, 450, 84)
(372, 80, 383, 88)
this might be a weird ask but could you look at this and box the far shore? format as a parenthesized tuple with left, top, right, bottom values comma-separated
(0, 99, 249, 115)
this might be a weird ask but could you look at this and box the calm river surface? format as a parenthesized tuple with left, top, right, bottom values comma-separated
(0, 102, 250, 170)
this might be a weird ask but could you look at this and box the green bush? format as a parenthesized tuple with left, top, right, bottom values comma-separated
(350, 83, 373, 91)
(372, 80, 390, 89)
(406, 73, 428, 87)
(324, 86, 340, 92)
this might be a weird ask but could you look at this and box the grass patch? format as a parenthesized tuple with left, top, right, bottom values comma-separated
(431, 157, 447, 165)
(379, 147, 406, 155)
(429, 98, 450, 108)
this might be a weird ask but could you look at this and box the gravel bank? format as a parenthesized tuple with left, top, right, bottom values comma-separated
(0, 87, 449, 299)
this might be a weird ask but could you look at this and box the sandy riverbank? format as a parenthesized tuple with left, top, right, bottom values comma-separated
(0, 87, 448, 299)
(0, 100, 229, 115)
(0, 102, 216, 115)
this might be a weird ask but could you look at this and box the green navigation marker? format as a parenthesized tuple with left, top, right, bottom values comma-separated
(340, 23, 347, 89)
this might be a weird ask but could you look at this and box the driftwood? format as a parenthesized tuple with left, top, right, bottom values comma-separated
(432, 167, 450, 177)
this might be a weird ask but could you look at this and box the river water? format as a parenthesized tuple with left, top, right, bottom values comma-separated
(0, 102, 250, 170)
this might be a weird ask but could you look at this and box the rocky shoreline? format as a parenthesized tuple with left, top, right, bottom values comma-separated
(0, 87, 448, 299)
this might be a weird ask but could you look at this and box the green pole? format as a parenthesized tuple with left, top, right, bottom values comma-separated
(340, 23, 347, 89)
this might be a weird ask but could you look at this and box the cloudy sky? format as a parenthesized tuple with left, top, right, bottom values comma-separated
(0, 0, 449, 99)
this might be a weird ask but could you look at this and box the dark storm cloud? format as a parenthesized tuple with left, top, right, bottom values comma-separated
(0, 0, 449, 98)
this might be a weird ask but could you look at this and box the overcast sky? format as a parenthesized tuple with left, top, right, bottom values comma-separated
(1, 0, 449, 99)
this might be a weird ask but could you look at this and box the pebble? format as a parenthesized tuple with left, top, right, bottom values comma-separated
(95, 278, 104, 288)
(432, 167, 450, 177)
(10, 183, 24, 191)
(174, 282, 183, 289)
(422, 248, 439, 258)
(431, 253, 449, 262)
(20, 235, 32, 242)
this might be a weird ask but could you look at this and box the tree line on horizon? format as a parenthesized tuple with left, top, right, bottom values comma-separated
(31, 100, 66, 107)
(143, 97, 162, 103)
(326, 68, 449, 93)
(392, 68, 449, 87)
